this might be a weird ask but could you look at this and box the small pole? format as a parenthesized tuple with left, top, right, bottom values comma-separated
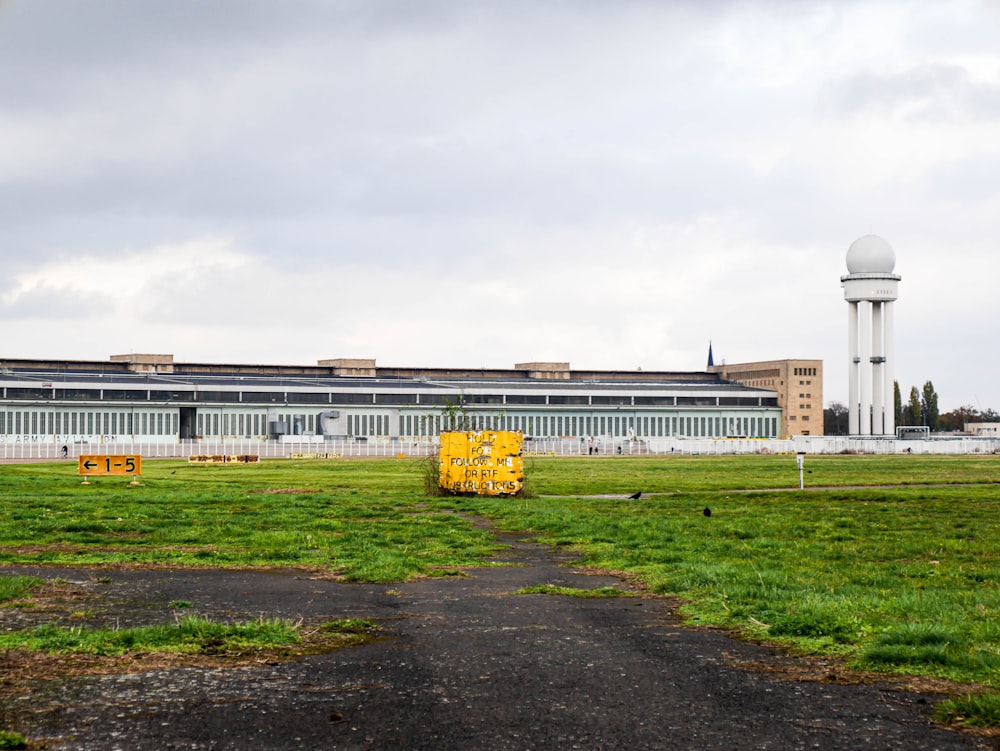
(797, 452, 805, 490)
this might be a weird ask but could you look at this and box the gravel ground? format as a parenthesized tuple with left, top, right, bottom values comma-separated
(1, 530, 995, 751)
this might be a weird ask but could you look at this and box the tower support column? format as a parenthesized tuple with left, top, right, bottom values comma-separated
(847, 301, 859, 435)
(872, 301, 885, 434)
(884, 301, 895, 435)
(858, 301, 871, 435)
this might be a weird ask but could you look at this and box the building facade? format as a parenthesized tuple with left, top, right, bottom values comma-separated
(0, 354, 783, 446)
(709, 359, 823, 437)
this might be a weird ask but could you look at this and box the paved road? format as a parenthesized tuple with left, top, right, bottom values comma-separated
(1, 531, 993, 750)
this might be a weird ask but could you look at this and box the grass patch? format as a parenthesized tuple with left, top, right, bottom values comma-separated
(515, 584, 628, 598)
(0, 576, 44, 605)
(0, 615, 301, 656)
(0, 459, 501, 580)
(767, 610, 861, 644)
(0, 731, 26, 750)
(0, 615, 382, 658)
(318, 618, 381, 647)
(935, 692, 1000, 728)
(857, 623, 1000, 681)
(323, 617, 377, 633)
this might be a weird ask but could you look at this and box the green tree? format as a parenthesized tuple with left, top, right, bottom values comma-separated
(893, 381, 902, 427)
(921, 381, 940, 431)
(907, 386, 922, 426)
(938, 405, 979, 432)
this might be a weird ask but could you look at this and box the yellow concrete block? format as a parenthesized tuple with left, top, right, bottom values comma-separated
(438, 430, 524, 496)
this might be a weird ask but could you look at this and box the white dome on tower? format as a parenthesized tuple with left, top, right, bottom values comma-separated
(846, 234, 895, 274)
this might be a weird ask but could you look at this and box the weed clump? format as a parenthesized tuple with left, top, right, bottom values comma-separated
(767, 611, 861, 644)
(935, 692, 1000, 727)
(858, 623, 1000, 675)
(0, 730, 27, 750)
(515, 584, 628, 598)
(0, 616, 301, 656)
(0, 576, 43, 604)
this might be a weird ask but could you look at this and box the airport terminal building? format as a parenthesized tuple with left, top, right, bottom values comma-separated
(0, 354, 783, 446)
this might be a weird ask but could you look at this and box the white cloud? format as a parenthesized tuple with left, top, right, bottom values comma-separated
(1, 236, 247, 319)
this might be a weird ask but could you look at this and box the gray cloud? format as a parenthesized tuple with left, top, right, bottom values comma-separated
(0, 0, 747, 269)
(921, 153, 1000, 203)
(0, 283, 108, 320)
(820, 62, 1000, 121)
(2, 0, 1000, 409)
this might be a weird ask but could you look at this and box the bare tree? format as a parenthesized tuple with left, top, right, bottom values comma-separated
(824, 401, 849, 435)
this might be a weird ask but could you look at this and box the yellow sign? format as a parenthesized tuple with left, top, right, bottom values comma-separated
(187, 455, 260, 464)
(78, 454, 142, 476)
(439, 430, 524, 496)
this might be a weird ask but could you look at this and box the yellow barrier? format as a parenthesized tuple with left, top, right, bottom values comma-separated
(439, 430, 524, 496)
(188, 455, 260, 464)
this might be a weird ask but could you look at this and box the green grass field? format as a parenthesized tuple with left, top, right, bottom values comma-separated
(2, 453, 999, 726)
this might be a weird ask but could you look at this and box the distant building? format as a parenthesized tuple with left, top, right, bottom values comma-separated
(965, 423, 1000, 437)
(709, 358, 823, 437)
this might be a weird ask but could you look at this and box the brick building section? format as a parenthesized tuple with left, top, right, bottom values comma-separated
(710, 359, 824, 437)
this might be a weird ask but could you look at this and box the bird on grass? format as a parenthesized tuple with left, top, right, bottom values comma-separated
(628, 491, 642, 500)
(703, 507, 712, 517)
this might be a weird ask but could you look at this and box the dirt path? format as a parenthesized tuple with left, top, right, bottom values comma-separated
(1, 530, 994, 750)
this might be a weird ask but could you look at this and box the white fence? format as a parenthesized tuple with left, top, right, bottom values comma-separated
(2, 436, 999, 462)
(0, 439, 435, 462)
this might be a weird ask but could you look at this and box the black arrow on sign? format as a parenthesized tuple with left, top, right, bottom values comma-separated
(83, 460, 97, 470)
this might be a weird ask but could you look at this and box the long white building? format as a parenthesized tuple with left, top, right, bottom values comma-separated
(0, 355, 782, 445)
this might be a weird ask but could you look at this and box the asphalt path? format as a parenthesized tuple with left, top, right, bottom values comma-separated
(1, 529, 994, 751)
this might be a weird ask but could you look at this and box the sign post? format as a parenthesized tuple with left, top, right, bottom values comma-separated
(78, 455, 142, 485)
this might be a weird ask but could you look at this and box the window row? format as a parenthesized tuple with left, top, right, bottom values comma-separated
(0, 410, 175, 436)
(2, 390, 776, 408)
(196, 412, 270, 438)
(1, 408, 780, 440)
(396, 413, 779, 439)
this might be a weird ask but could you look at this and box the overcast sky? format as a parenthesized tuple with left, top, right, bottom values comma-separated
(2, 0, 999, 411)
